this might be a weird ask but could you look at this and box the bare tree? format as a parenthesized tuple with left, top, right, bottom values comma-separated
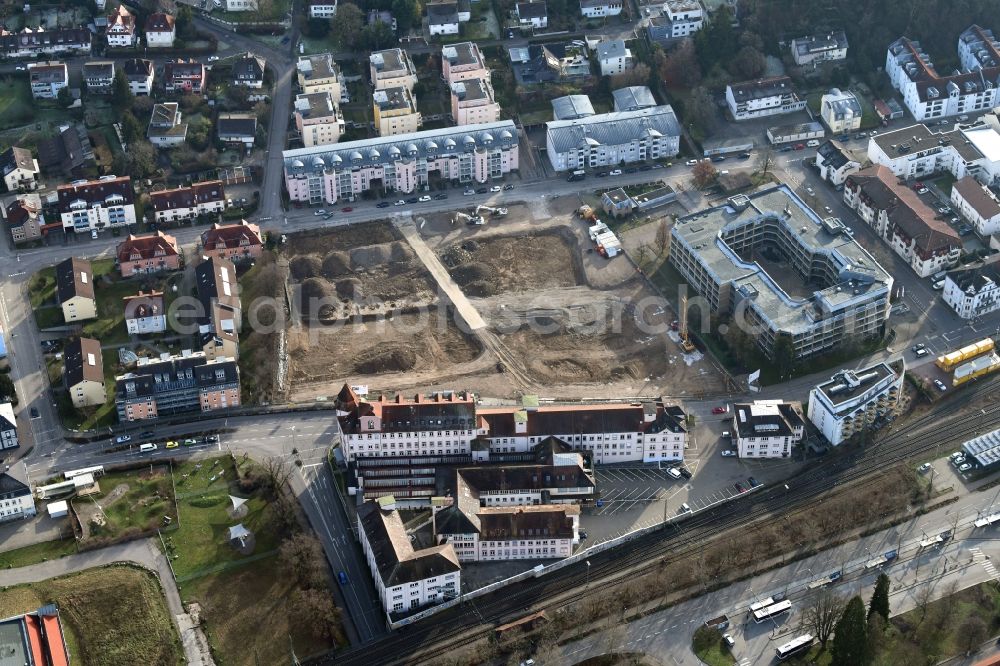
(279, 532, 328, 589)
(654, 219, 670, 256)
(804, 589, 846, 648)
(692, 161, 718, 188)
(913, 582, 935, 627)
(959, 615, 988, 655)
(756, 146, 775, 179)
(291, 587, 341, 640)
(260, 456, 293, 495)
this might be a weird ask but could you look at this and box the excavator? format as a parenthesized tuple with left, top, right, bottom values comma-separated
(475, 204, 508, 217)
(453, 210, 485, 226)
(679, 294, 696, 353)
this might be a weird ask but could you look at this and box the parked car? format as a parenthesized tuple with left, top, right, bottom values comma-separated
(338, 571, 348, 584)
(666, 467, 682, 479)
(793, 143, 805, 150)
(183, 438, 198, 446)
(609, 169, 622, 176)
(721, 430, 731, 438)
(734, 482, 746, 493)
(639, 164, 653, 171)
(721, 450, 737, 457)
(376, 201, 390, 208)
(418, 195, 432, 202)
(712, 406, 727, 414)
(855, 132, 867, 139)
(29, 408, 39, 419)
(778, 146, 793, 152)
(463, 188, 475, 196)
(748, 476, 760, 487)
(824, 206, 833, 214)
(934, 379, 948, 391)
(490, 185, 502, 192)
(166, 441, 179, 449)
(685, 159, 700, 166)
(678, 466, 692, 479)
(434, 193, 449, 199)
(341, 206, 353, 212)
(394, 200, 406, 206)
(680, 503, 692, 514)
(502, 184, 515, 190)
(738, 152, 751, 159)
(918, 462, 932, 474)
(960, 463, 972, 472)
(711, 155, 726, 162)
(723, 634, 735, 649)
(916, 186, 929, 194)
(949, 451, 965, 463)
(115, 434, 132, 444)
(314, 209, 326, 216)
(476, 187, 488, 194)
(406, 197, 419, 204)
(208, 55, 220, 62)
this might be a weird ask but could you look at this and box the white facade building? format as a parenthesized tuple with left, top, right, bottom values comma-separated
(123, 292, 167, 335)
(790, 31, 848, 66)
(662, 0, 703, 37)
(436, 503, 579, 562)
(579, 0, 622, 19)
(951, 175, 1000, 235)
(308, 0, 337, 17)
(807, 362, 904, 446)
(596, 39, 632, 76)
(0, 403, 18, 450)
(815, 140, 860, 187)
(358, 498, 461, 615)
(0, 467, 35, 523)
(726, 76, 806, 121)
(942, 262, 1000, 319)
(731, 401, 805, 459)
(820, 88, 862, 135)
(297, 53, 345, 103)
(106, 6, 137, 48)
(27, 62, 68, 99)
(57, 176, 137, 234)
(545, 106, 681, 171)
(515, 1, 547, 28)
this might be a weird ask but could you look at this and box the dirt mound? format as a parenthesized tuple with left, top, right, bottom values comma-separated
(321, 252, 352, 278)
(352, 346, 417, 374)
(389, 241, 414, 263)
(290, 255, 322, 281)
(335, 278, 363, 299)
(451, 263, 491, 284)
(350, 244, 391, 269)
(300, 277, 335, 317)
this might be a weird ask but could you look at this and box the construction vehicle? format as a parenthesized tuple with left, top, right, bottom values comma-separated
(475, 205, 508, 217)
(679, 294, 696, 352)
(578, 205, 598, 222)
(454, 211, 485, 226)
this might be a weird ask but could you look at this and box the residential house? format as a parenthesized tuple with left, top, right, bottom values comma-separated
(122, 58, 154, 95)
(0, 147, 39, 192)
(601, 187, 634, 217)
(217, 114, 258, 149)
(864, 122, 993, 183)
(116, 231, 180, 277)
(64, 337, 105, 408)
(0, 466, 35, 521)
(612, 85, 656, 112)
(580, 0, 622, 18)
(297, 53, 345, 102)
(0, 403, 17, 451)
(596, 39, 632, 76)
(147, 103, 188, 147)
(790, 31, 848, 66)
(150, 180, 226, 224)
(427, 3, 460, 36)
(82, 61, 115, 94)
(38, 124, 95, 178)
(200, 220, 263, 262)
(808, 362, 904, 446)
(123, 291, 167, 335)
(551, 94, 595, 120)
(815, 140, 861, 187)
(164, 59, 206, 94)
(144, 13, 175, 48)
(55, 257, 97, 322)
(0, 27, 91, 59)
(886, 26, 1000, 122)
(731, 400, 805, 458)
(942, 259, 1000, 319)
(195, 256, 241, 318)
(374, 87, 422, 136)
(951, 175, 1000, 235)
(450, 78, 501, 127)
(199, 301, 239, 361)
(308, 0, 337, 18)
(725, 76, 806, 121)
(106, 5, 138, 48)
(545, 106, 681, 171)
(441, 42, 489, 86)
(27, 61, 68, 99)
(843, 165, 962, 277)
(294, 92, 344, 147)
(820, 88, 862, 134)
(358, 498, 461, 615)
(0, 607, 70, 664)
(232, 52, 266, 88)
(226, 0, 258, 10)
(5, 194, 44, 244)
(515, 1, 547, 29)
(57, 175, 136, 233)
(509, 43, 590, 84)
(661, 0, 703, 37)
(370, 49, 418, 92)
(115, 351, 240, 420)
(283, 121, 519, 202)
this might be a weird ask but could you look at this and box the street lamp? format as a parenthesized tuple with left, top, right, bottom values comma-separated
(586, 560, 591, 588)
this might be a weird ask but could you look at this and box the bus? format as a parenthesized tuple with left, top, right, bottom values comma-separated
(748, 597, 775, 613)
(752, 599, 791, 624)
(775, 633, 814, 660)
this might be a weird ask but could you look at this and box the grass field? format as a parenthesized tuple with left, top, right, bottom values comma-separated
(73, 464, 177, 542)
(0, 78, 36, 131)
(0, 565, 184, 666)
(0, 538, 78, 569)
(28, 266, 56, 309)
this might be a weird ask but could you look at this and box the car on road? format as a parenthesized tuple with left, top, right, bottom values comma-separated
(916, 186, 929, 194)
(721, 450, 736, 457)
(805, 186, 814, 195)
(639, 164, 653, 171)
(503, 183, 514, 190)
(464, 188, 475, 196)
(476, 187, 488, 194)
(738, 152, 751, 159)
(166, 441, 179, 449)
(208, 56, 220, 62)
(685, 159, 700, 166)
(918, 462, 932, 474)
(140, 430, 154, 438)
(341, 206, 353, 212)
(723, 634, 735, 649)
(914, 347, 929, 357)
(418, 195, 432, 202)
(490, 185, 502, 192)
(394, 200, 406, 206)
(183, 438, 198, 446)
(507, 29, 515, 38)
(793, 143, 805, 150)
(937, 206, 950, 214)
(376, 201, 391, 208)
(778, 146, 793, 152)
(91, 229, 98, 240)
(434, 193, 449, 199)
(338, 571, 348, 584)
(596, 172, 609, 177)
(14, 65, 25, 71)
(711, 406, 727, 414)
(29, 408, 39, 419)
(721, 430, 731, 439)
(204, 435, 220, 443)
(960, 463, 972, 472)
(313, 209, 326, 216)
(959, 225, 972, 236)
(666, 467, 682, 479)
(824, 206, 833, 214)
(934, 379, 948, 391)
(115, 435, 132, 444)
(406, 197, 419, 204)
(609, 169, 622, 176)
(711, 156, 726, 162)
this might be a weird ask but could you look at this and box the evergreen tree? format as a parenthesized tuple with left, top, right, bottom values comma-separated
(868, 573, 890, 622)
(832, 596, 870, 666)
(111, 68, 133, 113)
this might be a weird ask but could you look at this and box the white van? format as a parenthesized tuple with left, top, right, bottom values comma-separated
(666, 467, 682, 479)
(139, 443, 158, 453)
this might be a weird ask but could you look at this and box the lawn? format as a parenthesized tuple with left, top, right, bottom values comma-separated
(28, 266, 56, 308)
(691, 627, 735, 666)
(72, 464, 177, 543)
(0, 565, 184, 666)
(0, 78, 36, 131)
(33, 305, 63, 330)
(933, 172, 957, 196)
(54, 347, 120, 431)
(0, 538, 78, 569)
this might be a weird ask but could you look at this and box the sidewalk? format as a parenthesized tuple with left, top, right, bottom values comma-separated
(0, 538, 215, 666)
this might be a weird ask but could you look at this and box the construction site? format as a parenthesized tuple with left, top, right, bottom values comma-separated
(283, 196, 728, 401)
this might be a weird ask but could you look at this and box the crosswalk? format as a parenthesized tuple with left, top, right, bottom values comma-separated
(970, 547, 997, 579)
(738, 658, 752, 666)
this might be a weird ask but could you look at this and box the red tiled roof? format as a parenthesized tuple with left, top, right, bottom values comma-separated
(145, 12, 175, 33)
(200, 220, 262, 250)
(150, 180, 225, 211)
(116, 230, 179, 263)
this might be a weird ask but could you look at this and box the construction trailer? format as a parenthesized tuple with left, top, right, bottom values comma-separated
(936, 338, 995, 371)
(953, 352, 1000, 386)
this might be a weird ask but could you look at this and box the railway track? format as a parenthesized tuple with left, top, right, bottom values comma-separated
(314, 376, 1000, 666)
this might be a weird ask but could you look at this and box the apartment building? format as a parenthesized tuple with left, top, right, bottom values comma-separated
(435, 501, 579, 562)
(27, 61, 68, 99)
(115, 351, 240, 420)
(373, 87, 421, 137)
(942, 259, 1000, 319)
(5, 194, 44, 244)
(64, 337, 105, 408)
(790, 31, 848, 66)
(450, 78, 500, 126)
(116, 231, 180, 277)
(0, 466, 35, 522)
(55, 257, 97, 322)
(82, 61, 114, 93)
(200, 220, 263, 263)
(820, 88, 862, 134)
(284, 121, 518, 202)
(808, 361, 904, 446)
(731, 400, 805, 458)
(295, 92, 344, 147)
(122, 58, 154, 95)
(951, 175, 1000, 235)
(150, 180, 226, 224)
(0, 27, 91, 58)
(57, 175, 136, 234)
(842, 165, 961, 278)
(124, 291, 167, 335)
(147, 103, 188, 147)
(726, 76, 806, 121)
(297, 53, 345, 102)
(596, 39, 632, 76)
(370, 49, 418, 92)
(864, 121, 999, 184)
(670, 186, 893, 360)
(144, 13, 175, 48)
(441, 42, 489, 85)
(515, 1, 547, 29)
(661, 0, 703, 37)
(308, 0, 337, 18)
(106, 5, 137, 48)
(358, 498, 461, 615)
(612, 86, 657, 112)
(0, 147, 39, 192)
(193, 256, 241, 361)
(545, 106, 681, 171)
(164, 60, 206, 94)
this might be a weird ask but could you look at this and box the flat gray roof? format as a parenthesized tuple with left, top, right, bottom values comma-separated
(816, 362, 897, 406)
